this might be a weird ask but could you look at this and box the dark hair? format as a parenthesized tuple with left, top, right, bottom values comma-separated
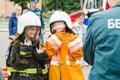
(64, 22, 75, 35)
(19, 32, 25, 43)
(15, 27, 28, 43)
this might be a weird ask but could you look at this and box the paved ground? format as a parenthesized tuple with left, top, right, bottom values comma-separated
(0, 22, 91, 80)
(0, 32, 8, 67)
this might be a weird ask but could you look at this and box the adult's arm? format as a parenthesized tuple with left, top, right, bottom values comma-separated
(83, 15, 95, 65)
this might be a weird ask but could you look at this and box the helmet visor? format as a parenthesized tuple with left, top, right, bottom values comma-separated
(52, 22, 65, 30)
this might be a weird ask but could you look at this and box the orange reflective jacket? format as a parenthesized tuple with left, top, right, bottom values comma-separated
(45, 32, 84, 80)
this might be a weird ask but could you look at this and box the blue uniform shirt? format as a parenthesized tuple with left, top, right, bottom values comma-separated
(83, 2, 120, 80)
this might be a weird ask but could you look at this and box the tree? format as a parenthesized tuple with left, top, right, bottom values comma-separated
(10, 0, 29, 9)
(11, 0, 102, 14)
(42, 0, 80, 13)
(10, 0, 81, 13)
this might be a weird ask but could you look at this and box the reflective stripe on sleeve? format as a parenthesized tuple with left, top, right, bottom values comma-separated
(47, 35, 62, 50)
(68, 38, 83, 53)
(26, 68, 37, 74)
(7, 67, 37, 74)
(20, 51, 31, 56)
(42, 67, 48, 74)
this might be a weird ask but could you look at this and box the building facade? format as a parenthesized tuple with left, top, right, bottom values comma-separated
(0, 0, 42, 17)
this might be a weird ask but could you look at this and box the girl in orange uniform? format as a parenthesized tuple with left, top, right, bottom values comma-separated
(44, 11, 84, 80)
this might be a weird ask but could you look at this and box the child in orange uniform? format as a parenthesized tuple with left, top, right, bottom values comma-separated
(44, 11, 84, 80)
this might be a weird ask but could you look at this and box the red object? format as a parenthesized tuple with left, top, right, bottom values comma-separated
(2, 67, 7, 71)
(69, 12, 77, 24)
(106, 0, 111, 9)
(3, 71, 8, 78)
(1, 67, 9, 78)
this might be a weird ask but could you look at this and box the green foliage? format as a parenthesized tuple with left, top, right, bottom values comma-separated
(10, 0, 102, 14)
(10, 0, 81, 13)
(42, 13, 49, 19)
(10, 0, 29, 9)
(42, 0, 80, 14)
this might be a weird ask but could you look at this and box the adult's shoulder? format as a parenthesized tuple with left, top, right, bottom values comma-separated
(88, 9, 113, 27)
(90, 11, 106, 19)
(90, 7, 117, 20)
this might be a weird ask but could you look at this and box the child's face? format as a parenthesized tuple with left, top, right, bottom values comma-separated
(52, 22, 66, 32)
(25, 26, 38, 38)
(77, 15, 85, 25)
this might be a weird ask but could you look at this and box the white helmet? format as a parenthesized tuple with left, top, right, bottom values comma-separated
(17, 11, 41, 34)
(49, 11, 72, 29)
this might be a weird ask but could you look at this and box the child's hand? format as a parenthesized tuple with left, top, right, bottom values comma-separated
(36, 45, 45, 54)
(20, 38, 32, 46)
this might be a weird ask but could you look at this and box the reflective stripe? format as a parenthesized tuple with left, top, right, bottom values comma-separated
(26, 68, 37, 74)
(20, 51, 31, 56)
(68, 38, 83, 53)
(47, 35, 62, 50)
(69, 42, 83, 53)
(66, 55, 70, 65)
(51, 35, 62, 46)
(50, 61, 60, 66)
(7, 67, 17, 72)
(66, 60, 70, 65)
(75, 60, 81, 65)
(68, 37, 82, 48)
(50, 60, 80, 65)
(42, 68, 48, 74)
(7, 67, 37, 74)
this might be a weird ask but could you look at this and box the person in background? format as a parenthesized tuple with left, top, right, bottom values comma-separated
(28, 0, 45, 43)
(4, 5, 22, 59)
(83, 0, 120, 80)
(72, 10, 87, 44)
(4, 36, 15, 59)
(8, 5, 22, 38)
(0, 10, 5, 22)
(0, 67, 5, 80)
(87, 6, 104, 18)
(72, 10, 88, 68)
(6, 11, 48, 80)
(44, 11, 84, 80)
